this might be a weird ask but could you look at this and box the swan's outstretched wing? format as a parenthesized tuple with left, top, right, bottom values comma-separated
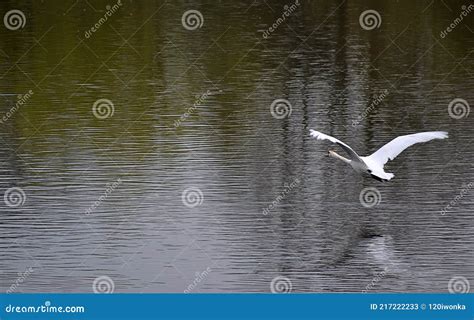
(367, 131, 448, 166)
(309, 129, 362, 161)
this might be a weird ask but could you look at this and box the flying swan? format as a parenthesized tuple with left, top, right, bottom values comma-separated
(309, 130, 448, 182)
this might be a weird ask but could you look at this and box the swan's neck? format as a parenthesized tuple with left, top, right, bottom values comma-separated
(329, 150, 351, 164)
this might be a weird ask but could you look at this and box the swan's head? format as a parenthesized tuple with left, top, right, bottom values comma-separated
(328, 150, 338, 158)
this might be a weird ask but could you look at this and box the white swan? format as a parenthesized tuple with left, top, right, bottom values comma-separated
(309, 130, 448, 181)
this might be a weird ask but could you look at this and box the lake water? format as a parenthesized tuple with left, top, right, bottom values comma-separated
(1, 0, 473, 293)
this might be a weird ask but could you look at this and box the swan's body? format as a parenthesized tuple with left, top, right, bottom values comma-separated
(309, 130, 448, 181)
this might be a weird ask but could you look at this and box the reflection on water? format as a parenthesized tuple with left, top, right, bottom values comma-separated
(1, 1, 473, 293)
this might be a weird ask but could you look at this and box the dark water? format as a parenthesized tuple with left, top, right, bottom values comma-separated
(1, 0, 473, 293)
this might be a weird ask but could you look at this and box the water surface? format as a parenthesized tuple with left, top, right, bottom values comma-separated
(0, 0, 473, 293)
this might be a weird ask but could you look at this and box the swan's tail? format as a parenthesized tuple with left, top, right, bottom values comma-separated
(385, 172, 395, 181)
